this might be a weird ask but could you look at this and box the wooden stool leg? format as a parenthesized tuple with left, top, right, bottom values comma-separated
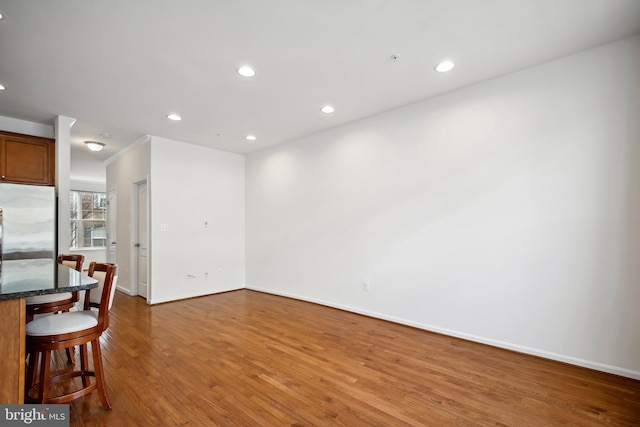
(37, 351, 51, 403)
(65, 347, 74, 364)
(91, 339, 112, 410)
(63, 309, 74, 364)
(80, 344, 89, 388)
(25, 350, 39, 396)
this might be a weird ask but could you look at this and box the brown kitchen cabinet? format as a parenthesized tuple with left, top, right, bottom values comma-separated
(0, 131, 55, 186)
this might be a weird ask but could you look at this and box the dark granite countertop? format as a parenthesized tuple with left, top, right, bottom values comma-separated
(0, 258, 98, 300)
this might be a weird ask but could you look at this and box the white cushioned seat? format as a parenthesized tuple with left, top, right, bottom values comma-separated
(25, 293, 73, 305)
(26, 311, 98, 336)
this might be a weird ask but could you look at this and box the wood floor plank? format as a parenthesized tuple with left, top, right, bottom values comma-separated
(53, 289, 640, 426)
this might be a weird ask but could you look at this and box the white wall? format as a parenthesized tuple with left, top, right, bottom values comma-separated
(105, 139, 151, 294)
(55, 116, 75, 255)
(246, 35, 640, 379)
(149, 136, 246, 304)
(70, 179, 106, 193)
(0, 115, 54, 139)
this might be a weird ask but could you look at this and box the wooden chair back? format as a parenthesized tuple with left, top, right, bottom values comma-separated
(57, 253, 85, 272)
(85, 262, 118, 332)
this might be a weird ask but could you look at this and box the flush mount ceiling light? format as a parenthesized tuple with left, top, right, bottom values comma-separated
(237, 66, 256, 78)
(245, 134, 257, 141)
(85, 141, 105, 152)
(321, 105, 335, 114)
(435, 60, 455, 73)
(167, 113, 182, 121)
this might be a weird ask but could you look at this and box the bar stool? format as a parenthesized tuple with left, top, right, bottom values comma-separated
(25, 262, 118, 409)
(26, 254, 85, 322)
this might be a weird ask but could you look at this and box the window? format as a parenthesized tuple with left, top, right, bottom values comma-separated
(70, 191, 107, 249)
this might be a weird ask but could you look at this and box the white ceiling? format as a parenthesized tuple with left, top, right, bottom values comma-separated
(1, 0, 640, 182)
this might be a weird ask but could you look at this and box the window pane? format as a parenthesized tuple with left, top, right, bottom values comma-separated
(81, 193, 93, 210)
(70, 192, 79, 220)
(70, 221, 79, 248)
(83, 227, 92, 247)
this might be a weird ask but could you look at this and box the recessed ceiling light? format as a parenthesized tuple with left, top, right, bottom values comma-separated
(246, 134, 257, 141)
(321, 105, 335, 114)
(0, 83, 5, 91)
(0, 11, 4, 20)
(167, 114, 182, 121)
(237, 66, 256, 78)
(435, 61, 455, 73)
(84, 141, 105, 152)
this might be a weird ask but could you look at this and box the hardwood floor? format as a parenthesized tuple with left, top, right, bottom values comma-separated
(50, 290, 640, 426)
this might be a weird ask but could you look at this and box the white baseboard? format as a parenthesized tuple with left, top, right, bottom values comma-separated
(148, 286, 244, 305)
(115, 285, 134, 296)
(245, 286, 640, 381)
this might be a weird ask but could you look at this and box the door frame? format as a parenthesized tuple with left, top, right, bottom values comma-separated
(131, 178, 150, 302)
(106, 187, 117, 265)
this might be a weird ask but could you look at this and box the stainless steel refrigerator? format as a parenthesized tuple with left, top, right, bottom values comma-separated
(0, 183, 56, 262)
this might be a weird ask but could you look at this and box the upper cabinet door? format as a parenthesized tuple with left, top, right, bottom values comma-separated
(0, 132, 55, 186)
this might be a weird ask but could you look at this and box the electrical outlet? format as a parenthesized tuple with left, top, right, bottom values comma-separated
(218, 268, 223, 276)
(362, 281, 370, 292)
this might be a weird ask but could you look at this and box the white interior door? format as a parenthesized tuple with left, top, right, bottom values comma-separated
(107, 189, 117, 265)
(136, 182, 148, 299)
